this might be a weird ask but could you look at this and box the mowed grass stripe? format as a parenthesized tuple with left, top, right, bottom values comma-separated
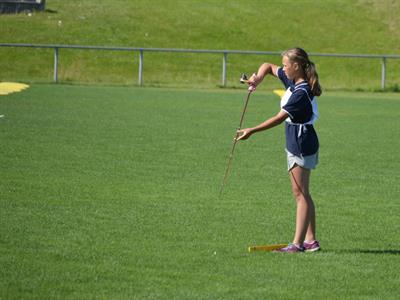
(0, 85, 399, 299)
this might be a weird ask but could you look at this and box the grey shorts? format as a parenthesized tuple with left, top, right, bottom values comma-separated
(287, 150, 319, 171)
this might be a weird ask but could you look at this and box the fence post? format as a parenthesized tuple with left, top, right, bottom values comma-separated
(53, 47, 59, 83)
(139, 49, 143, 86)
(381, 57, 386, 90)
(222, 52, 227, 87)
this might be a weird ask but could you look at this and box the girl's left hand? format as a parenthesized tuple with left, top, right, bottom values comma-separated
(248, 73, 262, 86)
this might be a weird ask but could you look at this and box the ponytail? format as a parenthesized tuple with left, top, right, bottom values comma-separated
(282, 47, 322, 96)
(305, 61, 322, 96)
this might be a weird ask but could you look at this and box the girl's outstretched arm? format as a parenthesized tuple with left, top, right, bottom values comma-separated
(236, 110, 288, 141)
(248, 63, 280, 86)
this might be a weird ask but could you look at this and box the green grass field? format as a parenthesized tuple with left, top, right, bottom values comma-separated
(1, 84, 399, 299)
(1, 0, 400, 90)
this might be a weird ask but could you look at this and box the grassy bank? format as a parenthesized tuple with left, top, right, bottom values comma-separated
(1, 0, 400, 89)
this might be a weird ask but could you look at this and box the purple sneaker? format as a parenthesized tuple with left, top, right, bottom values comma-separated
(303, 240, 320, 252)
(273, 243, 304, 253)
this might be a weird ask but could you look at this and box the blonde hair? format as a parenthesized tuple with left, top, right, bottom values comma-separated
(282, 47, 322, 96)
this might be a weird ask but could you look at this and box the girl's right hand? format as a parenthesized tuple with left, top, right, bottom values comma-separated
(236, 128, 253, 141)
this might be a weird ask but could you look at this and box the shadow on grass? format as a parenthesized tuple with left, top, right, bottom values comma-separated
(325, 249, 400, 255)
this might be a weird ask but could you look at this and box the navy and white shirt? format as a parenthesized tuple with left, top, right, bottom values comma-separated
(277, 67, 319, 156)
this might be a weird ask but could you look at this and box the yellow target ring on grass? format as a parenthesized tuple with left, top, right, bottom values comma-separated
(273, 89, 285, 97)
(0, 82, 30, 95)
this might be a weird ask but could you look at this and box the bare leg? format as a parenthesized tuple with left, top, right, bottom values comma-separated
(289, 165, 316, 245)
(305, 195, 316, 242)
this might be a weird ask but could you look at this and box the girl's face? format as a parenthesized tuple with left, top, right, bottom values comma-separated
(282, 55, 299, 81)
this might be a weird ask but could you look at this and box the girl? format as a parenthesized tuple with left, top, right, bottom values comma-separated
(237, 47, 321, 253)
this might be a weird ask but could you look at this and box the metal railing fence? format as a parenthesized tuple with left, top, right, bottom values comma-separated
(1, 43, 400, 89)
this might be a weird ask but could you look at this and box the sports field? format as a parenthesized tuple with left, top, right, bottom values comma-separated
(1, 84, 399, 299)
